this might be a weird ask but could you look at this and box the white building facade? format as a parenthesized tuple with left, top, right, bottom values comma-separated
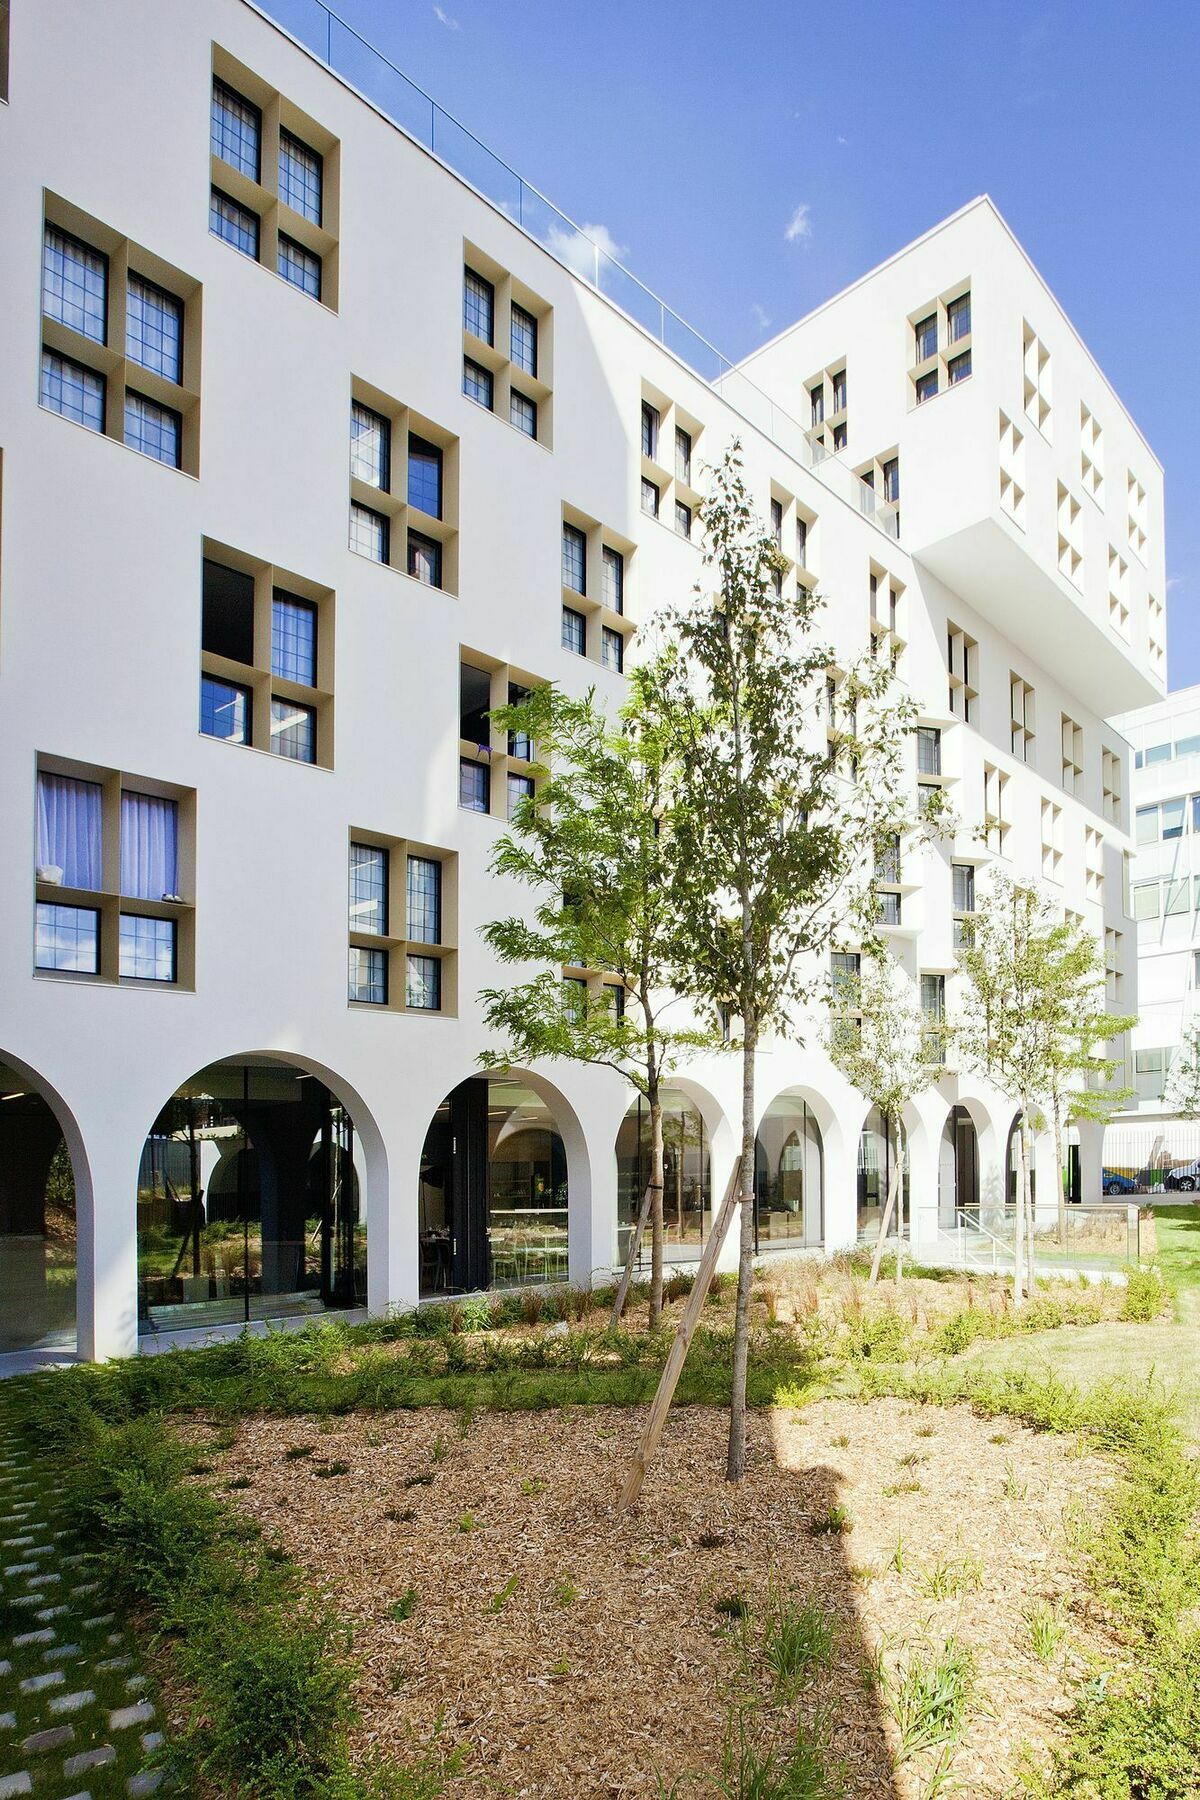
(0, 0, 1166, 1362)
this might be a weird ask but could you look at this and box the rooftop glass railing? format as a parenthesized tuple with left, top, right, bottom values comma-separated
(254, 0, 899, 542)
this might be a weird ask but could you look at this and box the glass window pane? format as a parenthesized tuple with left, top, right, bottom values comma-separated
(406, 855, 441, 944)
(36, 774, 103, 889)
(349, 944, 387, 1005)
(1166, 880, 1190, 916)
(120, 792, 178, 900)
(350, 842, 388, 936)
(510, 390, 536, 437)
(947, 292, 971, 341)
(674, 500, 691, 538)
(271, 594, 317, 686)
(351, 402, 390, 489)
(915, 369, 938, 404)
(602, 626, 623, 673)
(126, 275, 183, 383)
(279, 129, 322, 224)
(407, 531, 442, 588)
(462, 358, 493, 409)
(641, 478, 659, 517)
(948, 350, 971, 384)
(914, 314, 937, 360)
(561, 606, 586, 655)
(510, 304, 537, 376)
(209, 188, 259, 258)
(270, 697, 316, 762)
(675, 426, 692, 482)
(1144, 742, 1172, 765)
(119, 914, 176, 982)
(562, 524, 586, 593)
(211, 80, 261, 177)
(507, 772, 535, 819)
(407, 436, 442, 517)
(42, 226, 107, 343)
(124, 392, 181, 467)
(1162, 798, 1185, 840)
(200, 676, 251, 744)
(640, 402, 659, 460)
(463, 269, 494, 344)
(40, 350, 104, 432)
(278, 234, 321, 299)
(952, 863, 975, 911)
(35, 903, 99, 974)
(350, 503, 389, 563)
(602, 546, 624, 613)
(1132, 883, 1160, 921)
(1135, 805, 1158, 845)
(406, 954, 441, 1011)
(459, 759, 490, 813)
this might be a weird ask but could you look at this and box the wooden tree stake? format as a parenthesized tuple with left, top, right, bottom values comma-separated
(609, 1182, 656, 1330)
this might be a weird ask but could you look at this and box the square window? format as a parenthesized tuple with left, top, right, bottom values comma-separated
(915, 369, 938, 405)
(126, 275, 183, 383)
(270, 697, 316, 762)
(119, 914, 176, 982)
(350, 502, 389, 563)
(279, 129, 323, 224)
(562, 523, 587, 594)
(407, 530, 442, 588)
(406, 854, 442, 944)
(510, 389, 537, 437)
(348, 944, 387, 1005)
(675, 500, 692, 539)
(350, 402, 390, 490)
(561, 606, 586, 656)
(210, 188, 259, 259)
(510, 303, 537, 376)
(508, 772, 535, 818)
(35, 902, 99, 975)
(42, 226, 107, 343)
(459, 758, 490, 813)
(211, 78, 261, 180)
(407, 436, 442, 517)
(914, 313, 937, 361)
(463, 357, 493, 409)
(641, 478, 659, 518)
(602, 626, 624, 673)
(200, 675, 251, 744)
(124, 392, 181, 468)
(602, 546, 624, 614)
(271, 593, 317, 686)
(40, 350, 104, 432)
(463, 268, 494, 344)
(278, 234, 321, 299)
(406, 953, 441, 1011)
(948, 350, 972, 384)
(350, 842, 388, 936)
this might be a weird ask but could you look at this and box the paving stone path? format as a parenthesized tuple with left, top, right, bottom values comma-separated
(0, 1414, 168, 1798)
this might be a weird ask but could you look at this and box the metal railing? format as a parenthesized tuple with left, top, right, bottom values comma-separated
(253, 0, 900, 542)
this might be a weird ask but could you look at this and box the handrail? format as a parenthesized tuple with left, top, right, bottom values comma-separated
(250, 0, 901, 542)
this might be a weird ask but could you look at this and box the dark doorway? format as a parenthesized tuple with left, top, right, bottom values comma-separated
(0, 1061, 76, 1353)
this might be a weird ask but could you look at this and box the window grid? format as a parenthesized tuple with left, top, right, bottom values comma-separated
(42, 227, 107, 343)
(562, 606, 586, 656)
(459, 759, 490, 813)
(270, 697, 316, 763)
(200, 676, 251, 745)
(349, 842, 388, 936)
(209, 188, 259, 258)
(508, 772, 535, 818)
(124, 393, 181, 468)
(602, 546, 624, 614)
(641, 478, 659, 518)
(675, 500, 692, 539)
(406, 855, 442, 944)
(407, 530, 442, 588)
(350, 402, 390, 490)
(406, 954, 441, 1011)
(278, 233, 321, 299)
(510, 303, 537, 376)
(348, 945, 387, 1006)
(407, 436, 442, 518)
(562, 524, 587, 594)
(271, 595, 317, 687)
(602, 627, 624, 674)
(40, 350, 104, 433)
(119, 914, 176, 983)
(463, 357, 493, 409)
(350, 502, 389, 563)
(211, 79, 261, 180)
(279, 129, 322, 223)
(510, 390, 537, 437)
(125, 275, 183, 383)
(35, 903, 100, 975)
(463, 269, 495, 344)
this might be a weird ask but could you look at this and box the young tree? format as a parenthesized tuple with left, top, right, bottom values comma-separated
(827, 955, 943, 1283)
(956, 869, 1134, 1302)
(1164, 1026, 1200, 1120)
(478, 670, 717, 1328)
(649, 443, 914, 1481)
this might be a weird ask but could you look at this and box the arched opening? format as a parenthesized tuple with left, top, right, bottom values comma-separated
(0, 1058, 77, 1353)
(857, 1105, 908, 1240)
(615, 1086, 711, 1268)
(137, 1058, 365, 1334)
(754, 1093, 824, 1251)
(937, 1104, 979, 1225)
(419, 1074, 569, 1295)
(1006, 1114, 1036, 1206)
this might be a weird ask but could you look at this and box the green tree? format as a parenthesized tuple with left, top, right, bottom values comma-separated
(956, 869, 1134, 1301)
(479, 671, 717, 1328)
(1163, 1026, 1200, 1120)
(654, 443, 914, 1479)
(827, 955, 944, 1283)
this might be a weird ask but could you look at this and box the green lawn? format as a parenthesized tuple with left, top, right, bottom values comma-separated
(956, 1202, 1200, 1442)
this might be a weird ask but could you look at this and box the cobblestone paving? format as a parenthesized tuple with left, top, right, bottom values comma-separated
(0, 1413, 168, 1798)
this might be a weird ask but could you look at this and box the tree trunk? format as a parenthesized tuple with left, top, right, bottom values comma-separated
(1021, 1108, 1029, 1310)
(868, 1112, 899, 1285)
(1022, 1115, 1037, 1293)
(1052, 1094, 1066, 1247)
(894, 1113, 905, 1284)
(726, 1014, 758, 1483)
(609, 1182, 653, 1330)
(648, 1089, 665, 1330)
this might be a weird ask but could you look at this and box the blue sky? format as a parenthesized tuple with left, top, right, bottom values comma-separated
(292, 0, 1199, 688)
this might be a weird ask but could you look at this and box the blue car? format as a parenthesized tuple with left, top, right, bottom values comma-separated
(1102, 1169, 1138, 1196)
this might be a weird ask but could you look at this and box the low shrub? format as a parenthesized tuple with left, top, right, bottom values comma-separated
(1122, 1266, 1169, 1323)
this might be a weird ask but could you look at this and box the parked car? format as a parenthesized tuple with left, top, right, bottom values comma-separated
(1101, 1169, 1138, 1195)
(1165, 1159, 1200, 1192)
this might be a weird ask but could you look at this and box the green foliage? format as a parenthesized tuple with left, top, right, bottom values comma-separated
(875, 1636, 974, 1763)
(1027, 1602, 1065, 1663)
(808, 1505, 851, 1537)
(1122, 1267, 1169, 1322)
(390, 1588, 418, 1622)
(843, 1308, 911, 1362)
(762, 1590, 835, 1699)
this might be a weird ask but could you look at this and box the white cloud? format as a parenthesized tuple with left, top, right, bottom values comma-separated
(547, 219, 628, 280)
(433, 5, 461, 29)
(836, 134, 849, 146)
(751, 302, 771, 334)
(784, 202, 812, 244)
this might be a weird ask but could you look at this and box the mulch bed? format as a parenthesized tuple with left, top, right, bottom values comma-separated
(202, 1395, 1118, 1798)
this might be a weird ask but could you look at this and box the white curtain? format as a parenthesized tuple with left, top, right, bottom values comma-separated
(36, 774, 102, 888)
(120, 792, 178, 899)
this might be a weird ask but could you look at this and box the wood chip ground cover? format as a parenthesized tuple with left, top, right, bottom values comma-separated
(203, 1396, 1117, 1798)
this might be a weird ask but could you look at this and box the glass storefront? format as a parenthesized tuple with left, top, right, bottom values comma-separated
(0, 1061, 76, 1353)
(616, 1088, 710, 1267)
(938, 1105, 979, 1223)
(137, 1059, 365, 1334)
(857, 1104, 908, 1238)
(754, 1094, 823, 1251)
